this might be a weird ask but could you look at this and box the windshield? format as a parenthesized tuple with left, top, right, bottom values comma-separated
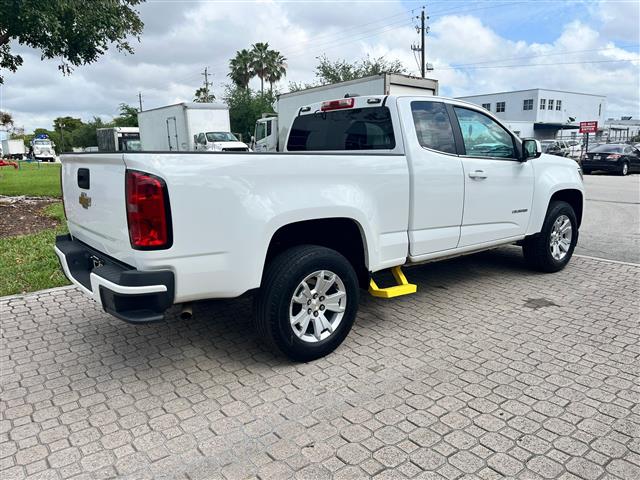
(590, 144, 623, 153)
(206, 132, 238, 142)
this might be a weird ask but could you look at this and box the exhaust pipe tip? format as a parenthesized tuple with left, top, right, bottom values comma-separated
(179, 303, 193, 321)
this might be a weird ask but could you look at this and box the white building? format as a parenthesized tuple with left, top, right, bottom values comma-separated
(456, 88, 606, 140)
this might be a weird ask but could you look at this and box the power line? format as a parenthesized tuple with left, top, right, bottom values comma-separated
(444, 45, 640, 68)
(284, 16, 415, 60)
(438, 58, 638, 70)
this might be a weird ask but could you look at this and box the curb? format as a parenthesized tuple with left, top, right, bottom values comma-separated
(0, 284, 77, 302)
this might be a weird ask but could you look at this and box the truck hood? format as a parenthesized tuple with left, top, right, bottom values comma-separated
(211, 141, 249, 150)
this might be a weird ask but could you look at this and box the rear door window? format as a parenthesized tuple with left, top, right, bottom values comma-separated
(287, 107, 395, 151)
(411, 101, 457, 154)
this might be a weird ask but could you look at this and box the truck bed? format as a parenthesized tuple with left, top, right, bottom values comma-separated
(61, 151, 410, 302)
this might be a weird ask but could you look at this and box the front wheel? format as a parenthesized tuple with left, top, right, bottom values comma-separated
(523, 201, 578, 273)
(254, 245, 359, 361)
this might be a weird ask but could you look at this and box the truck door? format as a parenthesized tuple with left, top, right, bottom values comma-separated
(452, 106, 534, 247)
(255, 118, 277, 152)
(398, 99, 465, 256)
(166, 117, 179, 151)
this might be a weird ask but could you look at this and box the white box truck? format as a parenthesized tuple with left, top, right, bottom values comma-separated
(1, 139, 27, 159)
(138, 102, 248, 152)
(254, 73, 438, 152)
(96, 127, 141, 152)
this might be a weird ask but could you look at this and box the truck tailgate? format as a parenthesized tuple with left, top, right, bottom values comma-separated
(61, 154, 136, 267)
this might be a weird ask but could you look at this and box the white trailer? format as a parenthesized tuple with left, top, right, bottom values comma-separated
(96, 127, 140, 152)
(138, 103, 232, 151)
(1, 139, 26, 159)
(254, 73, 438, 152)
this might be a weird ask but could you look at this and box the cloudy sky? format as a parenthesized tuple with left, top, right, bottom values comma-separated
(1, 0, 638, 133)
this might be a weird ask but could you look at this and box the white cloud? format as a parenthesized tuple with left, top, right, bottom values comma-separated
(0, 0, 638, 132)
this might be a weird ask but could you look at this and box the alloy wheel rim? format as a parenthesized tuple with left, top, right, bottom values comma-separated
(623, 164, 628, 175)
(289, 270, 347, 343)
(549, 214, 572, 261)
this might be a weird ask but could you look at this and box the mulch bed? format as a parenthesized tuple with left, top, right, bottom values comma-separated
(0, 197, 61, 238)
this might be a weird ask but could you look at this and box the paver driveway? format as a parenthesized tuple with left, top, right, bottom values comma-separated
(1, 247, 639, 480)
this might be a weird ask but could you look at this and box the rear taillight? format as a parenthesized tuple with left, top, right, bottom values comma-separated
(125, 170, 172, 250)
(606, 154, 621, 160)
(321, 98, 355, 111)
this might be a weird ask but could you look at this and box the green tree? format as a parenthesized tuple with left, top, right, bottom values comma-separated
(0, 0, 145, 84)
(228, 49, 253, 89)
(1, 110, 13, 128)
(53, 117, 83, 133)
(250, 42, 271, 95)
(266, 50, 287, 94)
(314, 54, 406, 84)
(113, 103, 139, 127)
(73, 117, 106, 148)
(193, 86, 216, 103)
(224, 85, 276, 141)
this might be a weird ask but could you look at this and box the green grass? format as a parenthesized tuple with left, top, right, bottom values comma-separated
(0, 162, 62, 197)
(0, 202, 70, 297)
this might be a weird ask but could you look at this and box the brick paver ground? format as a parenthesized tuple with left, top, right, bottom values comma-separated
(1, 247, 639, 480)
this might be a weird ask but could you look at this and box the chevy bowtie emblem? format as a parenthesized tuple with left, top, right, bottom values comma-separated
(79, 192, 92, 209)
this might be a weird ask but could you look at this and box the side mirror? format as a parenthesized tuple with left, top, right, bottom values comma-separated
(522, 138, 541, 161)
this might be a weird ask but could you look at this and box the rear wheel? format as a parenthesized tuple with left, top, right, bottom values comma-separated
(254, 245, 359, 361)
(582, 168, 591, 175)
(523, 201, 578, 273)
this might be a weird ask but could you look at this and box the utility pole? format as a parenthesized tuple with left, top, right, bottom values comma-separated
(138, 92, 143, 112)
(420, 8, 426, 78)
(411, 6, 429, 78)
(201, 67, 213, 101)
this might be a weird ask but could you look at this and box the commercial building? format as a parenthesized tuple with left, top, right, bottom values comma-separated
(456, 88, 606, 140)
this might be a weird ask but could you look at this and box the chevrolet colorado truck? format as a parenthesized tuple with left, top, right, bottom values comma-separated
(56, 95, 584, 361)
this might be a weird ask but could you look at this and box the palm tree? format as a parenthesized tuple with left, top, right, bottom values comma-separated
(266, 50, 287, 94)
(228, 49, 253, 89)
(250, 42, 271, 95)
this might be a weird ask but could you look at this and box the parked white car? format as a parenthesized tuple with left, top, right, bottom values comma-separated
(56, 95, 584, 360)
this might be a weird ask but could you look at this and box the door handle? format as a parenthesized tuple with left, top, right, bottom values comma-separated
(468, 170, 488, 179)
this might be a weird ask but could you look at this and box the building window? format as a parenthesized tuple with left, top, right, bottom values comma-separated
(599, 104, 602, 116)
(496, 102, 505, 113)
(523, 99, 533, 110)
(556, 100, 562, 111)
(482, 103, 491, 111)
(540, 99, 546, 110)
(548, 99, 554, 110)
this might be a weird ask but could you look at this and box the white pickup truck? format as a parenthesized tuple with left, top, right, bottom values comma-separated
(56, 95, 584, 361)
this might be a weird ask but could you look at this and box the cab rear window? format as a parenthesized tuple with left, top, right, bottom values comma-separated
(287, 106, 395, 151)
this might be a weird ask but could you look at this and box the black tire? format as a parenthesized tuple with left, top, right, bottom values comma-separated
(619, 162, 629, 176)
(254, 245, 359, 361)
(522, 201, 578, 273)
(582, 168, 591, 175)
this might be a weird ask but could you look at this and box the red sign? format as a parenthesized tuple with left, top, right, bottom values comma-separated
(579, 121, 598, 134)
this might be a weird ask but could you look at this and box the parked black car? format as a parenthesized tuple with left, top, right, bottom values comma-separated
(581, 143, 640, 175)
